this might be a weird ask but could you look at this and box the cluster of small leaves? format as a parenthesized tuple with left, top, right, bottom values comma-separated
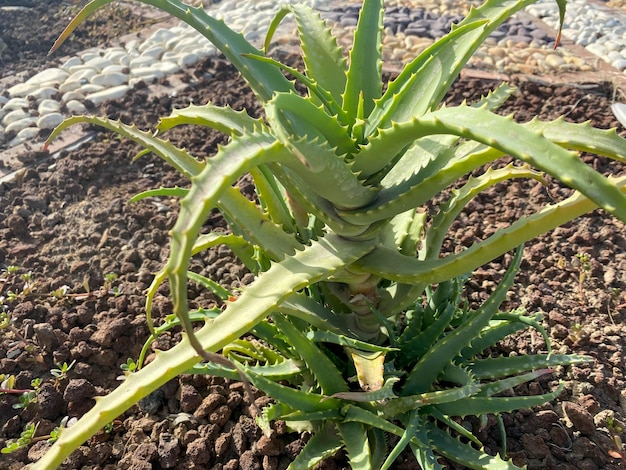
(1, 417, 70, 455)
(606, 416, 626, 464)
(0, 362, 75, 454)
(1, 423, 39, 454)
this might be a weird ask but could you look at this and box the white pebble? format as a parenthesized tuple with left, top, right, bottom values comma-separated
(146, 28, 178, 45)
(2, 109, 30, 126)
(85, 85, 130, 105)
(151, 62, 181, 74)
(5, 117, 38, 134)
(104, 50, 128, 64)
(79, 50, 104, 62)
(29, 87, 58, 101)
(37, 99, 60, 115)
(101, 64, 127, 74)
(37, 113, 65, 130)
(80, 84, 105, 94)
(83, 57, 114, 72)
(62, 90, 85, 103)
(129, 56, 156, 69)
(2, 97, 30, 112)
(130, 67, 164, 81)
(65, 100, 88, 114)
(91, 72, 129, 87)
(25, 68, 69, 86)
(103, 46, 126, 58)
(58, 81, 83, 94)
(606, 50, 623, 62)
(612, 58, 626, 69)
(7, 82, 40, 98)
(66, 68, 99, 83)
(125, 39, 139, 53)
(60, 56, 83, 71)
(8, 127, 40, 148)
(586, 43, 607, 57)
(177, 52, 198, 67)
(141, 46, 165, 59)
(118, 55, 132, 67)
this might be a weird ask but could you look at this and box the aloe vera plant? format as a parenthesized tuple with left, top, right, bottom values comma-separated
(33, 0, 626, 468)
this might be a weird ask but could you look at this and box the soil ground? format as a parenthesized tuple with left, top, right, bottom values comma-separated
(0, 3, 626, 470)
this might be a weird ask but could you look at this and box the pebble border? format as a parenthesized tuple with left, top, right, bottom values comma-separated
(0, 0, 625, 151)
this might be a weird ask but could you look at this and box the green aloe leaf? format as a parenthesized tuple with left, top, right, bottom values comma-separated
(156, 103, 266, 135)
(470, 354, 593, 380)
(289, 423, 343, 469)
(434, 382, 565, 417)
(45, 115, 204, 179)
(338, 422, 372, 469)
(367, 0, 545, 134)
(290, 3, 347, 106)
(354, 175, 626, 285)
(272, 314, 348, 395)
(401, 247, 522, 395)
(341, 106, 626, 225)
(343, 0, 384, 120)
(423, 421, 523, 470)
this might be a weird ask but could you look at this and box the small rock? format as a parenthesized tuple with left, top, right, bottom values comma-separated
(208, 405, 232, 427)
(562, 401, 596, 436)
(6, 213, 28, 235)
(186, 438, 212, 465)
(256, 434, 281, 457)
(544, 53, 565, 68)
(521, 433, 551, 459)
(36, 382, 64, 419)
(27, 440, 52, 462)
(63, 379, 97, 402)
(179, 384, 202, 412)
(194, 393, 227, 418)
(158, 433, 180, 469)
(239, 449, 261, 470)
(33, 323, 56, 351)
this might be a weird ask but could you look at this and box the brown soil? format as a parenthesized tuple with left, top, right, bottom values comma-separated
(0, 6, 625, 470)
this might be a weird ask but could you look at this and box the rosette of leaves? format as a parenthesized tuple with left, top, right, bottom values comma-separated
(35, 0, 626, 468)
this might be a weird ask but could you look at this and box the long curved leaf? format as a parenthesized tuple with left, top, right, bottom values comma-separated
(339, 105, 626, 224)
(354, 175, 626, 284)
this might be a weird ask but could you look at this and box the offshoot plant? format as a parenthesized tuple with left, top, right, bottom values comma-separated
(573, 252, 591, 304)
(606, 416, 626, 464)
(35, 0, 626, 468)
